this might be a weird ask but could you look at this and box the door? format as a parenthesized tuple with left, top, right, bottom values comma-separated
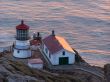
(59, 57, 69, 65)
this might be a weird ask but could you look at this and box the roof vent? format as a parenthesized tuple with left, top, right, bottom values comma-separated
(37, 32, 40, 37)
(52, 30, 55, 36)
(21, 20, 24, 24)
(33, 32, 41, 40)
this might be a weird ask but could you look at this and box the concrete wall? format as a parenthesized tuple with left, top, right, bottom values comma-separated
(28, 63, 43, 69)
(0, 46, 12, 53)
(13, 48, 31, 58)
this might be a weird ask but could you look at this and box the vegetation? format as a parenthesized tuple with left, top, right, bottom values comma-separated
(5, 60, 82, 82)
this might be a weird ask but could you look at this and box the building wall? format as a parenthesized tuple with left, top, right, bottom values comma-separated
(15, 40, 30, 48)
(13, 40, 31, 58)
(43, 44, 50, 58)
(13, 48, 31, 58)
(43, 44, 75, 65)
(50, 49, 75, 65)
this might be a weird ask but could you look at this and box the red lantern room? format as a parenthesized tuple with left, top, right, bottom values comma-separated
(16, 20, 29, 41)
(16, 20, 29, 30)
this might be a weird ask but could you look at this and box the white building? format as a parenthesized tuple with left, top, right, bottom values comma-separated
(28, 58, 43, 69)
(42, 30, 75, 65)
(13, 20, 31, 58)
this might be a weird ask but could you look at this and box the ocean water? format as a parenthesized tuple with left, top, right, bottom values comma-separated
(0, 0, 110, 67)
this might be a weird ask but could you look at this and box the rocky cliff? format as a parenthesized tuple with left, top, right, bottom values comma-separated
(0, 52, 109, 82)
(104, 64, 110, 82)
(0, 60, 107, 82)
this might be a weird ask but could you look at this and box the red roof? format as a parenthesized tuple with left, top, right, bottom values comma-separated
(16, 20, 29, 30)
(28, 58, 43, 64)
(43, 35, 74, 54)
(30, 39, 41, 45)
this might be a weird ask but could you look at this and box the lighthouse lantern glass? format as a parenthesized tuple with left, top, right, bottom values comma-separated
(16, 29, 29, 40)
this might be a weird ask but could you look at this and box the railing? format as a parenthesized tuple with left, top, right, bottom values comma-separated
(15, 36, 31, 40)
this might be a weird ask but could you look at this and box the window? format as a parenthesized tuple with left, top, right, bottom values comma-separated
(17, 29, 29, 40)
(49, 53, 51, 58)
(17, 50, 20, 53)
(62, 51, 65, 55)
(45, 48, 48, 54)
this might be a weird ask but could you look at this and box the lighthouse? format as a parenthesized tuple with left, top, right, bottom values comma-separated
(13, 20, 31, 58)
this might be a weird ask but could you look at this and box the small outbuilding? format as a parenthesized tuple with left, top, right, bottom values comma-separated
(28, 58, 43, 69)
(42, 30, 75, 65)
(30, 32, 42, 51)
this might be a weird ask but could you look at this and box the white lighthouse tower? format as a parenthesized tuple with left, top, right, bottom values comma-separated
(13, 20, 31, 58)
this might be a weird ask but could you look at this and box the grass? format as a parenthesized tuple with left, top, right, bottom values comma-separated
(4, 60, 82, 82)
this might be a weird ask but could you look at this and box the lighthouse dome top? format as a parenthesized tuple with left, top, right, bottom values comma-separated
(16, 20, 29, 30)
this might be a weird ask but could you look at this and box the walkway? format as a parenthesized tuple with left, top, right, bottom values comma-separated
(48, 65, 104, 78)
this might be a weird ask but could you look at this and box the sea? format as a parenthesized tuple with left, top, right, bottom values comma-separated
(0, 0, 110, 67)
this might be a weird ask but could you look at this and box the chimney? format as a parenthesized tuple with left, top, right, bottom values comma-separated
(21, 20, 24, 24)
(52, 30, 55, 36)
(37, 32, 40, 37)
(37, 32, 41, 41)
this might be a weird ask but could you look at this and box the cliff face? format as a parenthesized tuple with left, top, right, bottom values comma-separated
(104, 64, 110, 82)
(0, 51, 109, 82)
(0, 58, 107, 82)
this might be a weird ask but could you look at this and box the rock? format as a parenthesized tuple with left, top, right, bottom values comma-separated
(7, 74, 39, 82)
(0, 72, 9, 82)
(104, 64, 110, 82)
(73, 49, 86, 63)
(0, 52, 108, 82)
